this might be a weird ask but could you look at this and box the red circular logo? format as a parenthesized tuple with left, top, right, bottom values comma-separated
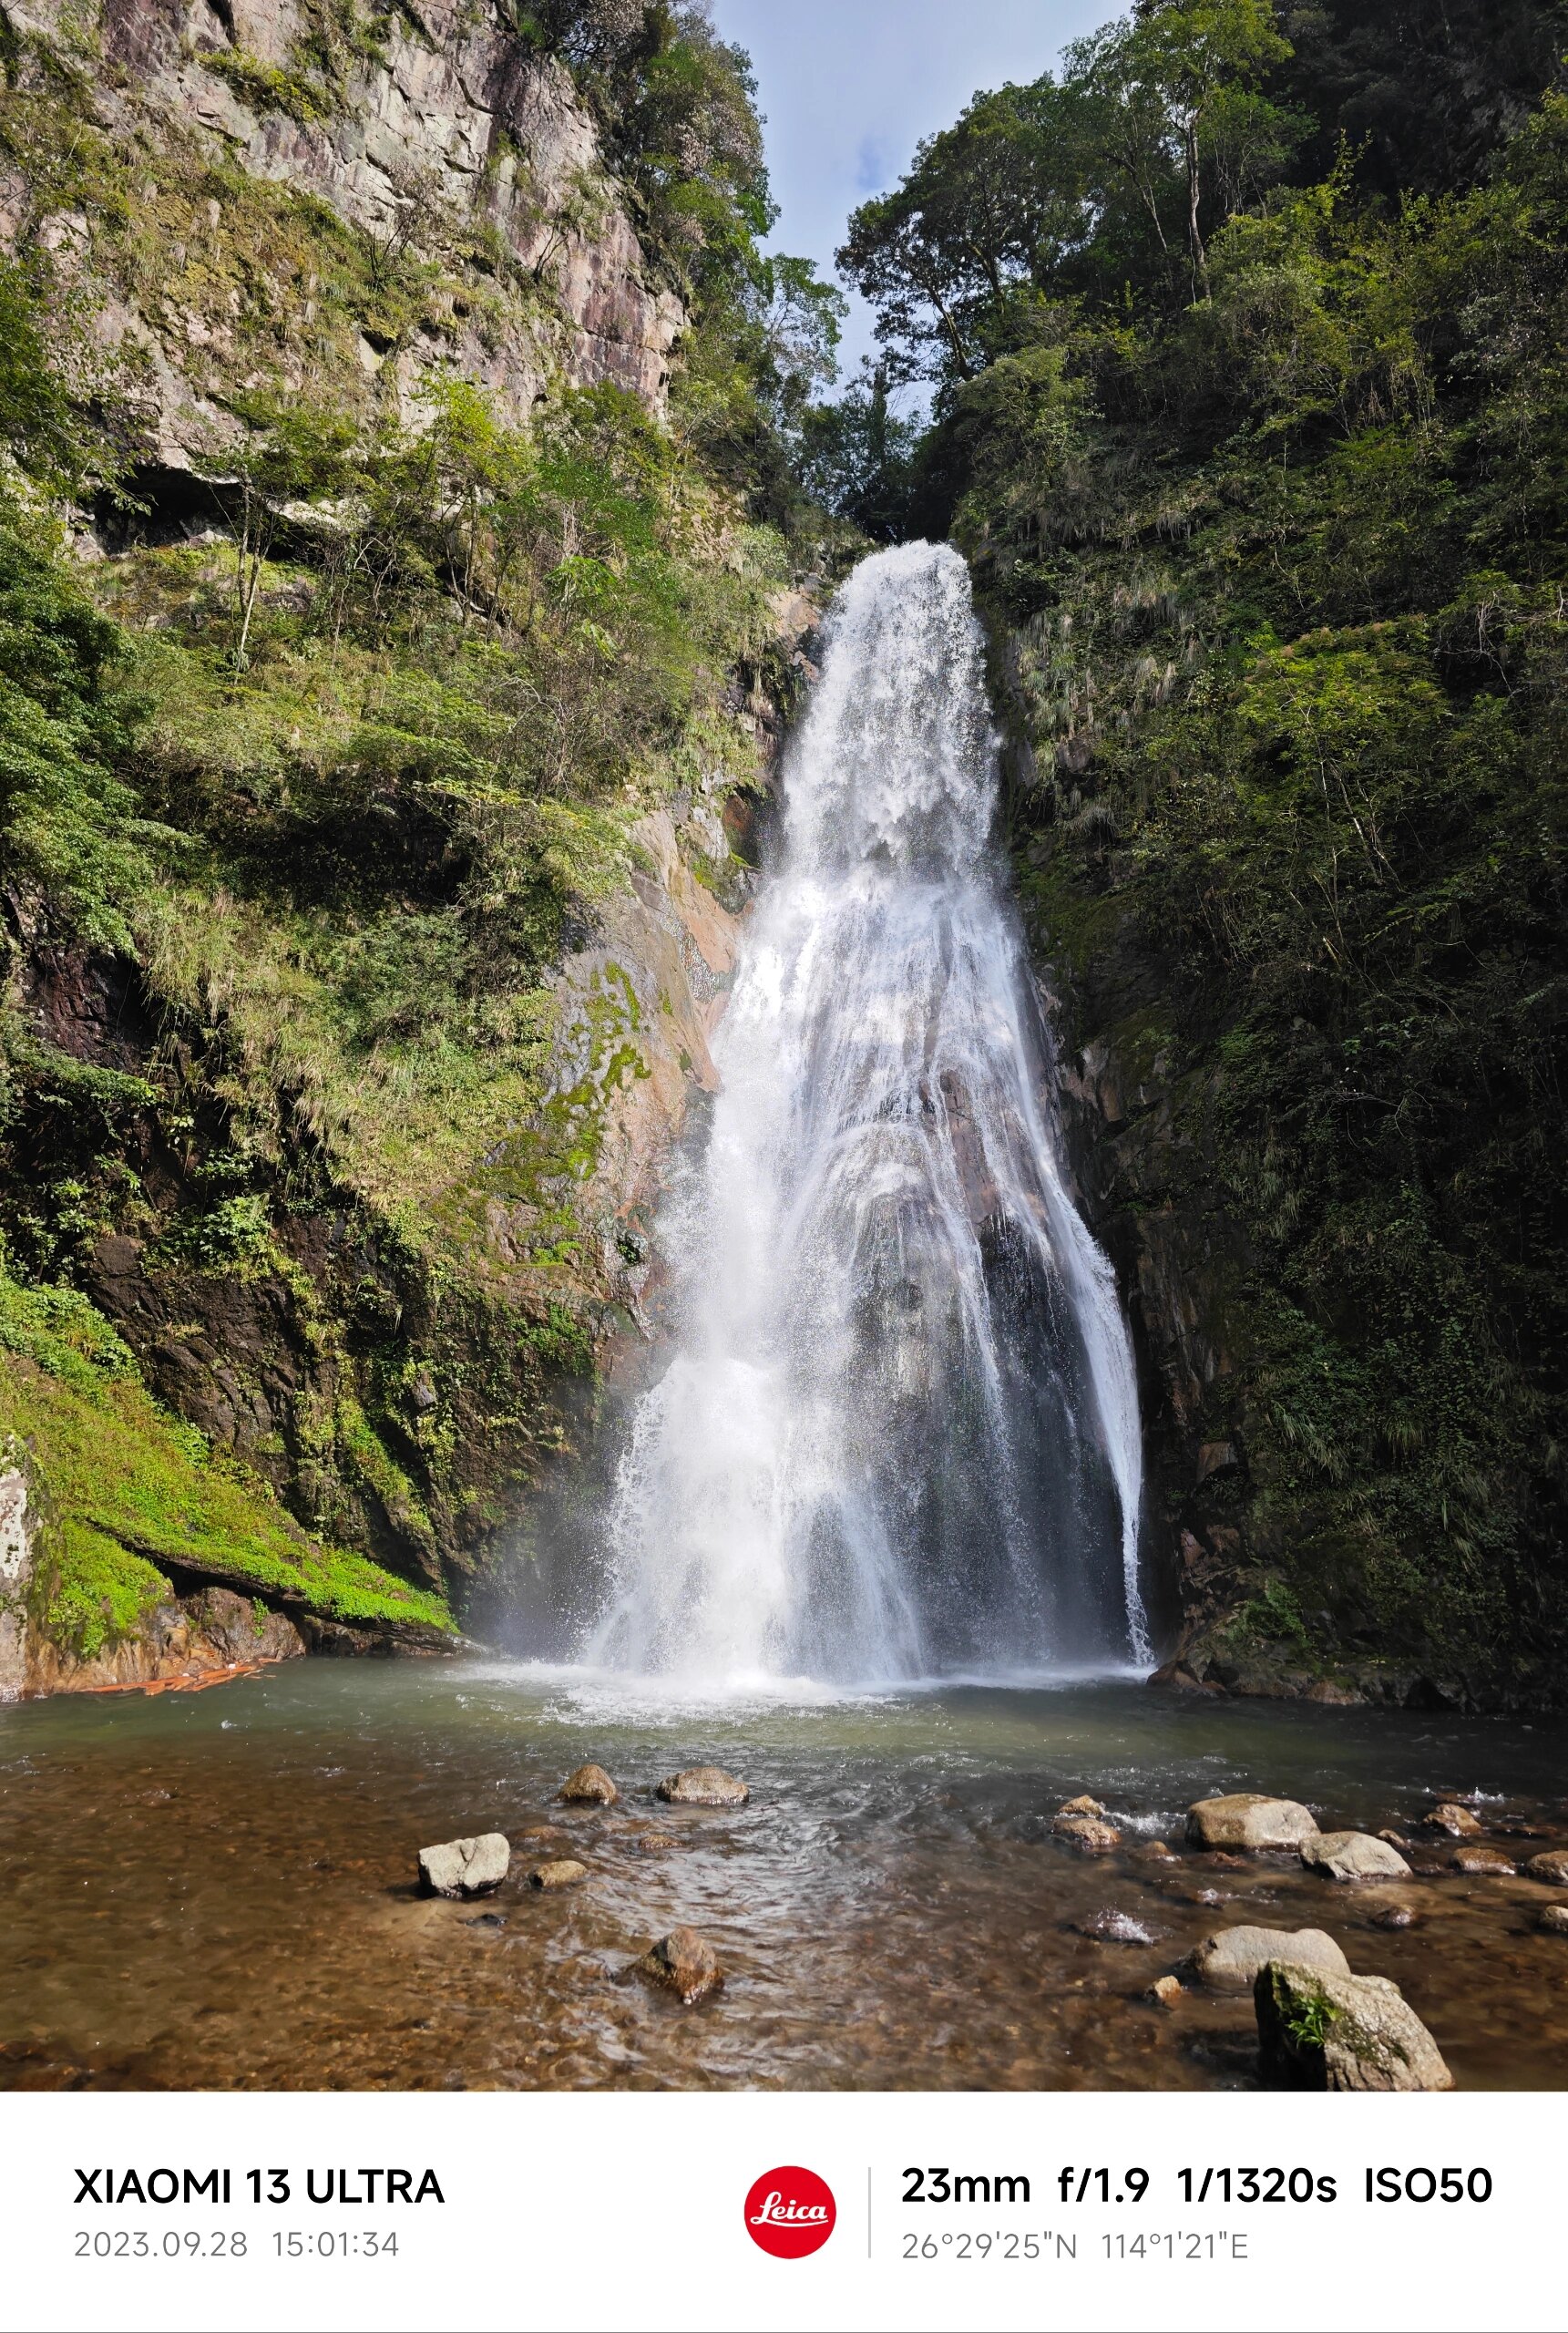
(743, 2165, 836, 2258)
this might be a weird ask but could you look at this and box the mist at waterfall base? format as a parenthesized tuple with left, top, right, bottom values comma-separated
(581, 542, 1148, 1694)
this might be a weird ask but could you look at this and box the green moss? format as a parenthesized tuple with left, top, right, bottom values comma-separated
(0, 1259, 453, 1656)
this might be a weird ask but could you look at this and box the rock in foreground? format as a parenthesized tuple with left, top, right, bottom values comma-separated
(1188, 1925, 1350, 1991)
(560, 1763, 620, 1805)
(528, 1859, 589, 1890)
(1053, 1813, 1122, 1853)
(637, 1926, 723, 2004)
(1186, 1794, 1319, 1851)
(656, 1766, 749, 1806)
(1256, 1961, 1453, 2091)
(418, 1833, 510, 1898)
(1421, 1801, 1481, 1836)
(1301, 1830, 1412, 1881)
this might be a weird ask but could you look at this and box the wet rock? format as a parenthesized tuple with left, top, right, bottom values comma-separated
(1378, 1829, 1412, 1850)
(1301, 1831, 1412, 1882)
(1053, 1813, 1122, 1853)
(1255, 1962, 1452, 2091)
(1074, 1909, 1163, 1945)
(528, 1859, 589, 1890)
(636, 1926, 723, 2005)
(1149, 1975, 1184, 2007)
(626, 1831, 682, 1855)
(1370, 1905, 1418, 1930)
(1149, 1660, 1225, 1694)
(1187, 1925, 1350, 1992)
(1186, 1794, 1319, 1851)
(1450, 1845, 1516, 1876)
(1137, 1840, 1179, 1861)
(1523, 1850, 1568, 1886)
(559, 1763, 619, 1805)
(417, 1833, 510, 1898)
(656, 1766, 749, 1807)
(1305, 1679, 1365, 1705)
(1057, 1793, 1108, 1817)
(1537, 1905, 1568, 1937)
(465, 1911, 506, 1930)
(1421, 1801, 1481, 1836)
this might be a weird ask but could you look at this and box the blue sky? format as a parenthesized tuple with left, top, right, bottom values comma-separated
(709, 0, 1116, 385)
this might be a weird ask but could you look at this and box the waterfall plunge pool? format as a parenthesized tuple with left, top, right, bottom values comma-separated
(3, 1660, 1564, 2092)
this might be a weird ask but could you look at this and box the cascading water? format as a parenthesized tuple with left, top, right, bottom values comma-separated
(589, 541, 1149, 1687)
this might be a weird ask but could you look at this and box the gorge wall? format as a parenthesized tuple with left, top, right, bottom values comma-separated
(0, 0, 817, 1691)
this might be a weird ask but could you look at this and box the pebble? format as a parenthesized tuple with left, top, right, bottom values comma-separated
(559, 1763, 619, 1805)
(1301, 1830, 1412, 1881)
(636, 1926, 723, 2004)
(417, 1832, 510, 1899)
(1421, 1802, 1481, 1836)
(1186, 1794, 1319, 1850)
(656, 1766, 749, 1806)
(1450, 1845, 1516, 1876)
(1052, 1813, 1122, 1853)
(1149, 1975, 1183, 2007)
(1073, 1909, 1163, 1946)
(1187, 1925, 1350, 1991)
(528, 1859, 589, 1890)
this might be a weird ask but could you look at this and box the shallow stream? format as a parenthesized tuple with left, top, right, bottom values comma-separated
(3, 1663, 1564, 2092)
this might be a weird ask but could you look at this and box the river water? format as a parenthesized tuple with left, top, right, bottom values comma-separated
(3, 1662, 1564, 2092)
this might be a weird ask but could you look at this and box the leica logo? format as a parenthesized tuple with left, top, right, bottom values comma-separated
(743, 2166, 836, 2258)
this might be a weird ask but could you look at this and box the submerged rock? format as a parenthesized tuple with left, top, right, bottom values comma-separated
(1137, 1839, 1178, 1862)
(656, 1766, 748, 1806)
(1301, 1830, 1412, 1881)
(1370, 1905, 1418, 1930)
(1053, 1813, 1122, 1853)
(1422, 1802, 1481, 1836)
(1450, 1845, 1516, 1876)
(418, 1833, 510, 1898)
(626, 1831, 682, 1855)
(560, 1763, 620, 1805)
(1074, 1908, 1163, 1946)
(1186, 1794, 1319, 1851)
(528, 1859, 589, 1890)
(637, 1926, 723, 2004)
(1188, 1925, 1349, 1992)
(1255, 1962, 1453, 2091)
(1523, 1850, 1568, 1886)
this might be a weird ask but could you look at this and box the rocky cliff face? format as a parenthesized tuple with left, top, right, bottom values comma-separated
(2, 0, 682, 471)
(0, 1, 816, 1691)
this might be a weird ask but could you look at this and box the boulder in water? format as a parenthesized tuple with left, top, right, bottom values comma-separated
(1057, 1793, 1108, 1817)
(1186, 1794, 1319, 1850)
(418, 1833, 510, 1898)
(1421, 1801, 1481, 1836)
(1450, 1845, 1515, 1876)
(1524, 1849, 1568, 1886)
(1053, 1813, 1122, 1853)
(1187, 1925, 1349, 1991)
(637, 1926, 723, 2004)
(656, 1766, 749, 1806)
(1301, 1830, 1411, 1881)
(1256, 1962, 1452, 2091)
(560, 1763, 619, 1805)
(528, 1859, 589, 1890)
(1537, 1904, 1568, 1937)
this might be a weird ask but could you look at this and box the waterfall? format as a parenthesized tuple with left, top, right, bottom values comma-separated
(588, 541, 1149, 1687)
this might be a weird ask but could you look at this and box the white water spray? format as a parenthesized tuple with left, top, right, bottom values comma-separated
(589, 543, 1149, 1686)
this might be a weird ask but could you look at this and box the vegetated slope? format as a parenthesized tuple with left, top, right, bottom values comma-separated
(827, 0, 1568, 1706)
(0, 0, 845, 1681)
